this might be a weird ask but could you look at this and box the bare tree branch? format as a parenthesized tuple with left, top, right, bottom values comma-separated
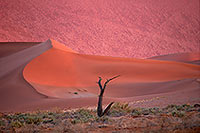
(97, 75, 120, 117)
(97, 77, 103, 90)
(102, 102, 114, 116)
(103, 75, 120, 90)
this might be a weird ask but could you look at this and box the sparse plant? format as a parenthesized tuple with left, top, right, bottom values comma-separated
(0, 119, 5, 126)
(141, 108, 150, 115)
(171, 110, 185, 117)
(131, 108, 142, 116)
(148, 107, 157, 114)
(109, 102, 132, 117)
(166, 104, 178, 109)
(112, 102, 131, 111)
(25, 115, 42, 125)
(0, 103, 199, 132)
(95, 116, 109, 123)
(11, 120, 23, 128)
(70, 108, 96, 124)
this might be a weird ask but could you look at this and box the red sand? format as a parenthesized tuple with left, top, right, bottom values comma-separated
(0, 0, 199, 58)
(23, 39, 200, 98)
(148, 52, 200, 64)
(0, 40, 200, 112)
(1, 0, 199, 112)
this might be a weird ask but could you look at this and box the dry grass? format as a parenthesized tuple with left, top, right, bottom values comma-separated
(0, 103, 200, 132)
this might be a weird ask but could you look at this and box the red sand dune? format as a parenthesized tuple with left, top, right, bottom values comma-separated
(23, 40, 200, 98)
(1, 0, 199, 112)
(0, 0, 199, 58)
(0, 40, 200, 112)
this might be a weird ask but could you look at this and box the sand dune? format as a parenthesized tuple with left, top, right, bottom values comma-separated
(23, 40, 200, 99)
(148, 52, 200, 65)
(0, 40, 111, 112)
(0, 42, 41, 58)
(0, 40, 200, 112)
(0, 0, 199, 58)
(0, 40, 52, 111)
(1, 0, 199, 112)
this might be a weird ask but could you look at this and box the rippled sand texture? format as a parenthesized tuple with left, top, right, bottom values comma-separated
(0, 0, 199, 58)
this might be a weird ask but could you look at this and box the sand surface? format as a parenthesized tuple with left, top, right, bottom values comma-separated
(148, 52, 200, 65)
(0, 40, 199, 112)
(0, 0, 199, 58)
(0, 42, 41, 58)
(0, 0, 199, 113)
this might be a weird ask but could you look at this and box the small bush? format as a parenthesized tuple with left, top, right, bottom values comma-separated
(0, 119, 5, 126)
(11, 120, 23, 128)
(25, 115, 42, 125)
(70, 109, 96, 124)
(111, 102, 131, 111)
(166, 104, 178, 109)
(171, 110, 185, 117)
(109, 102, 132, 117)
(95, 116, 109, 124)
(149, 107, 161, 115)
(131, 108, 142, 116)
(0, 103, 199, 132)
(141, 108, 150, 115)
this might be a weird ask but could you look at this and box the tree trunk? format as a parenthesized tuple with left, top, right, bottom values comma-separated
(97, 75, 120, 117)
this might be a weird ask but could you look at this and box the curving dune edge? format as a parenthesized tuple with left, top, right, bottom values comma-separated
(0, 40, 199, 112)
(23, 39, 200, 98)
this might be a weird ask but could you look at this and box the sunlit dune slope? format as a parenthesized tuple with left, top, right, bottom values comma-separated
(23, 40, 200, 98)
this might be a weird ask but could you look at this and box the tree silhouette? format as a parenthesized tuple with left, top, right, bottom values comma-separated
(97, 75, 120, 117)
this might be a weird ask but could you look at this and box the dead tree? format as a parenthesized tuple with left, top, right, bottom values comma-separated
(97, 75, 120, 117)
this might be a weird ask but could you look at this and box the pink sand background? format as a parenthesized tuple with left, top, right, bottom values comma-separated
(0, 0, 199, 58)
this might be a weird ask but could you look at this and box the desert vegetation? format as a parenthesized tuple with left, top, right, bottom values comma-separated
(0, 103, 200, 132)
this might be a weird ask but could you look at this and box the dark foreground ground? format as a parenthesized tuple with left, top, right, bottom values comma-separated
(1, 103, 200, 132)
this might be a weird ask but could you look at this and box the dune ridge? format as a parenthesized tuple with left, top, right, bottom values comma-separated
(0, 40, 52, 111)
(23, 40, 200, 99)
(148, 52, 200, 65)
(0, 42, 41, 58)
(0, 40, 199, 112)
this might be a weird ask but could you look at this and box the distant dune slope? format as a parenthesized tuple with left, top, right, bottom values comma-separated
(0, 0, 199, 58)
(148, 52, 200, 65)
(23, 40, 200, 98)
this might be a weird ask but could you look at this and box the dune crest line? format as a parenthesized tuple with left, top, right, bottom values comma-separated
(23, 39, 200, 98)
(0, 40, 199, 112)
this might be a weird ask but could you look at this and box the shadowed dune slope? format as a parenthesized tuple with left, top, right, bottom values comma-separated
(23, 40, 200, 98)
(0, 40, 52, 111)
(0, 40, 107, 112)
(0, 42, 41, 58)
(148, 52, 200, 65)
